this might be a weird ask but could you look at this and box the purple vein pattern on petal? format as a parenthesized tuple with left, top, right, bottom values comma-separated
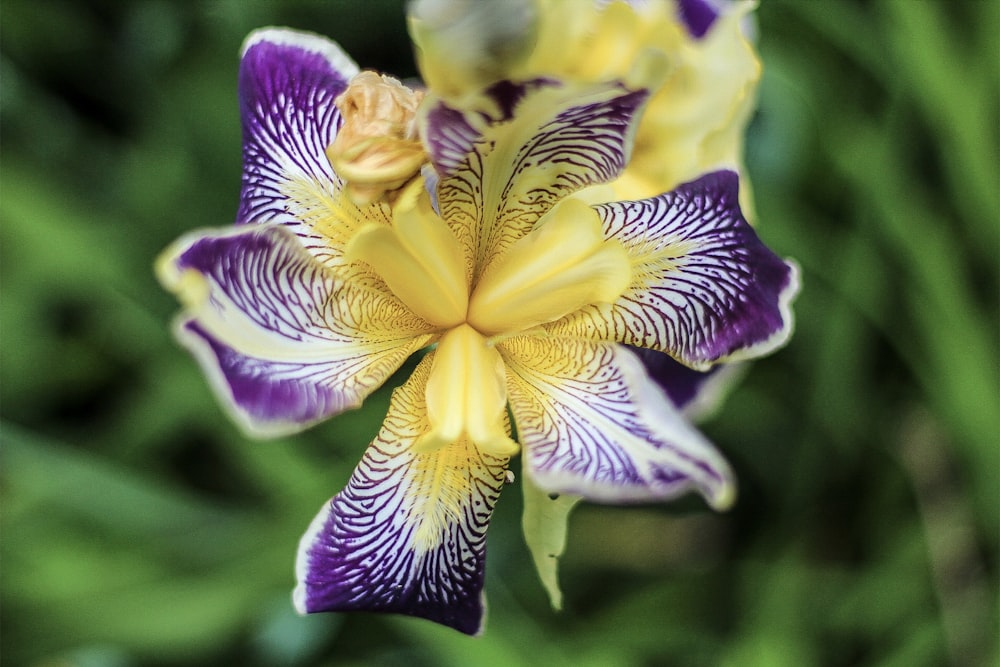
(423, 78, 649, 277)
(295, 357, 509, 635)
(553, 170, 798, 369)
(236, 29, 370, 266)
(166, 225, 432, 436)
(502, 337, 734, 509)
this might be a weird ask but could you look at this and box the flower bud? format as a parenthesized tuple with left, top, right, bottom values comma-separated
(327, 72, 427, 206)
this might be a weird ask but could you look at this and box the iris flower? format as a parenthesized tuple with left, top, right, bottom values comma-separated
(410, 0, 766, 425)
(157, 15, 797, 635)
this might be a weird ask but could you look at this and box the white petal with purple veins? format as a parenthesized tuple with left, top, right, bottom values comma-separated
(502, 336, 735, 508)
(294, 356, 509, 635)
(551, 171, 799, 369)
(157, 224, 433, 436)
(237, 28, 388, 270)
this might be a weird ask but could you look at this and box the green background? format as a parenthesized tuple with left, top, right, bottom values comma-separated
(2, 1, 997, 665)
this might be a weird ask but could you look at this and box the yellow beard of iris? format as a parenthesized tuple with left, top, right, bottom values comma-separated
(347, 181, 631, 457)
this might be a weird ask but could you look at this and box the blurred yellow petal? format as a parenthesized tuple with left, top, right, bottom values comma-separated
(507, 0, 761, 213)
(617, 2, 762, 206)
(525, 0, 674, 89)
(408, 0, 538, 99)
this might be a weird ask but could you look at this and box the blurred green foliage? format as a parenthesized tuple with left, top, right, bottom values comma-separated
(1, 1, 997, 665)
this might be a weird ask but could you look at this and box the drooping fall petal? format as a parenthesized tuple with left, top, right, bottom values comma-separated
(294, 356, 509, 635)
(630, 346, 746, 421)
(550, 171, 799, 369)
(156, 224, 434, 436)
(502, 336, 735, 509)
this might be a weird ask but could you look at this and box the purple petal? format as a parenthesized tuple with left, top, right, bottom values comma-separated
(676, 0, 720, 39)
(423, 78, 649, 270)
(630, 346, 746, 421)
(631, 345, 718, 408)
(502, 337, 735, 508)
(158, 225, 432, 437)
(181, 319, 343, 426)
(237, 28, 358, 230)
(558, 170, 799, 369)
(294, 357, 509, 635)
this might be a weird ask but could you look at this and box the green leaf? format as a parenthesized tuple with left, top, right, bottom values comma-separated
(520, 462, 581, 610)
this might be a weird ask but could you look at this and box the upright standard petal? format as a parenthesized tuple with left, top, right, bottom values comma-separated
(156, 224, 434, 437)
(550, 171, 799, 369)
(502, 336, 735, 509)
(421, 78, 650, 280)
(238, 28, 385, 269)
(294, 357, 509, 635)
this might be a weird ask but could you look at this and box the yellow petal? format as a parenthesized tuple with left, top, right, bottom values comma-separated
(521, 0, 671, 90)
(616, 3, 762, 205)
(345, 181, 469, 328)
(421, 77, 655, 284)
(467, 198, 631, 336)
(408, 0, 537, 99)
(417, 324, 518, 458)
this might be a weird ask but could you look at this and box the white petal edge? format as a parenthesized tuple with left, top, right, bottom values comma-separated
(241, 27, 360, 79)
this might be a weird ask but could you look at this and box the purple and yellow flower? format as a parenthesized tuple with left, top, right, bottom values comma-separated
(157, 13, 797, 635)
(411, 0, 766, 431)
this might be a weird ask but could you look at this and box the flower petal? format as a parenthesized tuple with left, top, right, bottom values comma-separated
(294, 356, 509, 635)
(550, 171, 799, 369)
(237, 28, 389, 269)
(502, 336, 735, 509)
(631, 346, 745, 421)
(611, 3, 760, 206)
(408, 0, 538, 99)
(468, 197, 631, 336)
(156, 224, 433, 437)
(346, 181, 469, 329)
(422, 78, 650, 279)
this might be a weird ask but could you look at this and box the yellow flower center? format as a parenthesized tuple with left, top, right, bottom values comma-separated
(347, 181, 631, 456)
